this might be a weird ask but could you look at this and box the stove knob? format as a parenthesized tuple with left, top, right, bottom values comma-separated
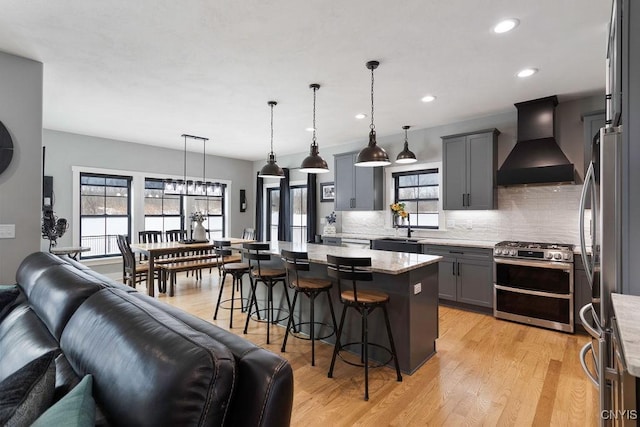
(495, 248, 502, 255)
(510, 250, 517, 256)
(563, 253, 571, 260)
(545, 253, 553, 259)
(553, 253, 561, 260)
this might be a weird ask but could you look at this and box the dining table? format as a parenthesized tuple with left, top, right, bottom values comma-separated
(130, 238, 252, 297)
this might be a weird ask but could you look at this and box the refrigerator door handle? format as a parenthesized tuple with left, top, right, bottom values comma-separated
(579, 303, 602, 339)
(579, 162, 595, 286)
(580, 342, 599, 388)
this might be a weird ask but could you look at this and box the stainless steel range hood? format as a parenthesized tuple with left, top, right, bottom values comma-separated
(496, 95, 575, 186)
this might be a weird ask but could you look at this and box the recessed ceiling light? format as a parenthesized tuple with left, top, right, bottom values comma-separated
(493, 18, 519, 34)
(355, 113, 367, 119)
(517, 68, 538, 78)
(421, 95, 436, 103)
(305, 127, 315, 132)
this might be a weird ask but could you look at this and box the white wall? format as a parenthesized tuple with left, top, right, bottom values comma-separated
(0, 52, 43, 283)
(43, 130, 255, 249)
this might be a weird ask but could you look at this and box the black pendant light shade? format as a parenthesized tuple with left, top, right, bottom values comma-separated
(259, 101, 285, 179)
(300, 83, 329, 174)
(396, 125, 417, 163)
(355, 60, 391, 167)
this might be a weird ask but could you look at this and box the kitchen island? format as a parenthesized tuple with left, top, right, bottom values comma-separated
(262, 242, 442, 374)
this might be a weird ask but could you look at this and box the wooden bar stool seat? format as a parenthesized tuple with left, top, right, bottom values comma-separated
(326, 255, 402, 401)
(243, 243, 292, 345)
(281, 250, 338, 366)
(213, 240, 251, 328)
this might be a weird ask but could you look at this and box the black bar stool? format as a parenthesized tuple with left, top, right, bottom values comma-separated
(213, 240, 251, 328)
(243, 242, 292, 344)
(280, 250, 338, 366)
(326, 255, 402, 401)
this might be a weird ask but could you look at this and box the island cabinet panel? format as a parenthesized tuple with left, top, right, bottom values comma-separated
(442, 129, 499, 210)
(334, 152, 383, 211)
(424, 244, 493, 308)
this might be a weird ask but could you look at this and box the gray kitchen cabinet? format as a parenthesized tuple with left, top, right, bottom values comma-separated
(574, 254, 592, 327)
(334, 152, 383, 211)
(442, 129, 499, 210)
(424, 244, 493, 308)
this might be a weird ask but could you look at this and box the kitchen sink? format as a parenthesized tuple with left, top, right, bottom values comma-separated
(375, 237, 421, 243)
(371, 237, 422, 253)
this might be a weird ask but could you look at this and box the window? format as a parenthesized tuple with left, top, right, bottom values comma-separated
(192, 184, 226, 240)
(266, 185, 307, 244)
(267, 188, 279, 245)
(80, 173, 131, 258)
(393, 169, 439, 229)
(291, 185, 307, 244)
(144, 179, 183, 233)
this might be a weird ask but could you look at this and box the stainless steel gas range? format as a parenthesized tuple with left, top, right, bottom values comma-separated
(493, 241, 575, 333)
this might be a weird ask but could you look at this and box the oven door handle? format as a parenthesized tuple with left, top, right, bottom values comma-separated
(493, 257, 573, 271)
(494, 284, 571, 299)
(580, 342, 600, 388)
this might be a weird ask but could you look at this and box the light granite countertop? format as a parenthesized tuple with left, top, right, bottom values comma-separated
(268, 241, 442, 275)
(611, 293, 640, 377)
(322, 233, 497, 249)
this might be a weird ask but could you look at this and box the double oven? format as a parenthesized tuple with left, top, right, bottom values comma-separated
(493, 241, 574, 333)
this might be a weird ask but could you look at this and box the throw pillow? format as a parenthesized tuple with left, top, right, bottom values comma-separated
(0, 285, 20, 323)
(0, 351, 56, 426)
(32, 375, 95, 427)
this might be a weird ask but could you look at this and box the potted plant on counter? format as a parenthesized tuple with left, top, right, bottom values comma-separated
(324, 211, 337, 235)
(390, 203, 409, 228)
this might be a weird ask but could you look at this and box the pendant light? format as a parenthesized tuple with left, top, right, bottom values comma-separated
(164, 134, 218, 195)
(355, 60, 391, 167)
(300, 83, 329, 173)
(259, 101, 285, 179)
(396, 125, 417, 164)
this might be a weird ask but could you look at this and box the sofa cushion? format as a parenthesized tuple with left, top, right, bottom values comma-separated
(132, 292, 294, 427)
(0, 350, 56, 426)
(59, 256, 137, 293)
(30, 265, 103, 340)
(0, 306, 60, 383)
(15, 252, 67, 297)
(0, 285, 23, 323)
(32, 374, 95, 427)
(61, 289, 236, 427)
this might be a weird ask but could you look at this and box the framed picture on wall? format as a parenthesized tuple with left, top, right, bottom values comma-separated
(320, 182, 335, 202)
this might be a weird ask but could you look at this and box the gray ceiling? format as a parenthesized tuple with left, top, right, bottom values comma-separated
(0, 0, 610, 160)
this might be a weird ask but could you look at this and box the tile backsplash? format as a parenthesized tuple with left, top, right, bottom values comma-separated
(340, 184, 587, 245)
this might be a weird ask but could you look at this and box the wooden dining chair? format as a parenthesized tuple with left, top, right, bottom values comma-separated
(117, 234, 152, 290)
(242, 228, 256, 240)
(138, 230, 162, 262)
(165, 229, 186, 242)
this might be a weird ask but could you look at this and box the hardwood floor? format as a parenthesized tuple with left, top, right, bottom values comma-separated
(130, 272, 599, 426)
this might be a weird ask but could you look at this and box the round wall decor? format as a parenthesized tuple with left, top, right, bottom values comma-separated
(0, 121, 14, 176)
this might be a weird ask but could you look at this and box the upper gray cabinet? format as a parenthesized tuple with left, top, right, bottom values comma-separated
(334, 152, 383, 211)
(442, 129, 499, 210)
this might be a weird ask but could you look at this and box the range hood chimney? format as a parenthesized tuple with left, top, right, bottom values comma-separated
(496, 95, 575, 186)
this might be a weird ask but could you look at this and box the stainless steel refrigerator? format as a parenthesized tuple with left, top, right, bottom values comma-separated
(579, 125, 623, 423)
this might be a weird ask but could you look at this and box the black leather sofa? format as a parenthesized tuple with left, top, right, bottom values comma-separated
(0, 251, 293, 426)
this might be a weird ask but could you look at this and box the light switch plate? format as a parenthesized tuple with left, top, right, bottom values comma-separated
(446, 220, 455, 229)
(465, 220, 473, 230)
(414, 282, 422, 294)
(0, 224, 15, 239)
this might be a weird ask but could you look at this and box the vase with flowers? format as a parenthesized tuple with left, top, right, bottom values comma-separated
(323, 211, 337, 235)
(390, 202, 409, 232)
(189, 211, 208, 241)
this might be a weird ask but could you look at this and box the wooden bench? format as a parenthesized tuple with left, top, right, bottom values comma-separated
(158, 254, 243, 296)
